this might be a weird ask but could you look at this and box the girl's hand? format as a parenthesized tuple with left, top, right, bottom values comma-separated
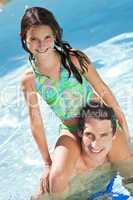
(40, 164, 51, 193)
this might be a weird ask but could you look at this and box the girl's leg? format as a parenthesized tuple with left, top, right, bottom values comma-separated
(108, 128, 131, 162)
(49, 128, 81, 196)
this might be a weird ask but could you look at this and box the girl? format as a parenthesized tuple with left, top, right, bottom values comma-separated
(20, 7, 131, 197)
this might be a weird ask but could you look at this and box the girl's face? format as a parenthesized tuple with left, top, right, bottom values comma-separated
(25, 25, 55, 57)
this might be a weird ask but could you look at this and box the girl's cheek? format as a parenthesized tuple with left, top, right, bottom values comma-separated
(46, 38, 54, 46)
(28, 44, 36, 52)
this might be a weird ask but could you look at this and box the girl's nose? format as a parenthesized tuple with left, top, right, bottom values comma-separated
(38, 40, 45, 49)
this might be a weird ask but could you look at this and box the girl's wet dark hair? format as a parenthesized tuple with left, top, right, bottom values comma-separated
(20, 7, 91, 84)
(79, 100, 117, 136)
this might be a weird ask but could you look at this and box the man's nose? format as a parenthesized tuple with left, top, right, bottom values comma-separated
(91, 141, 96, 148)
(91, 139, 100, 148)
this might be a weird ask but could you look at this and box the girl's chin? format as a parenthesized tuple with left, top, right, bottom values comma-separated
(35, 50, 48, 55)
(33, 52, 48, 58)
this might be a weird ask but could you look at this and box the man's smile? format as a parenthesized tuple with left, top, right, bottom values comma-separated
(86, 145, 104, 154)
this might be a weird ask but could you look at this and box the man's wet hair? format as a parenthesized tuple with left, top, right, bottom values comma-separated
(79, 100, 117, 136)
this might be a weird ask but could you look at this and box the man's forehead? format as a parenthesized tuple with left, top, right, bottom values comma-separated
(85, 118, 111, 127)
(84, 119, 112, 134)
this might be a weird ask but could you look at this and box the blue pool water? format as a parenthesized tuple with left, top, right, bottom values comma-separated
(0, 0, 133, 200)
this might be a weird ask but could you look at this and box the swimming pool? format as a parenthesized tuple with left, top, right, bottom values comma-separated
(0, 0, 133, 199)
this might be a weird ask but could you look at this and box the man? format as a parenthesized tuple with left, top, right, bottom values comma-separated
(72, 100, 118, 176)
(32, 101, 131, 200)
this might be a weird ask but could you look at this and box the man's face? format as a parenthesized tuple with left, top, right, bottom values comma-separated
(81, 118, 115, 162)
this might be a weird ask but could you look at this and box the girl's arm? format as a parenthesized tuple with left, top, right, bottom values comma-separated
(72, 56, 130, 140)
(21, 71, 52, 165)
(85, 62, 129, 136)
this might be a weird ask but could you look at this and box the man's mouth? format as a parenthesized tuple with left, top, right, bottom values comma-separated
(87, 146, 103, 154)
(90, 148, 102, 153)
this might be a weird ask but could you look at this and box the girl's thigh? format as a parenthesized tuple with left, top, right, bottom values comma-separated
(51, 128, 81, 177)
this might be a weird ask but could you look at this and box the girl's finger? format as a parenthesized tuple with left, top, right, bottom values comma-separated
(42, 178, 48, 193)
(46, 178, 50, 193)
(40, 178, 45, 193)
(43, 178, 49, 193)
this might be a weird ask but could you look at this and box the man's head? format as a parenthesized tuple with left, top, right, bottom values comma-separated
(78, 101, 117, 159)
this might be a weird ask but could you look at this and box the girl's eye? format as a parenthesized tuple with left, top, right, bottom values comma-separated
(45, 35, 52, 40)
(31, 37, 37, 41)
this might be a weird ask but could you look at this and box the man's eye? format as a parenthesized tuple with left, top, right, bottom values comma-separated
(84, 132, 89, 136)
(101, 134, 108, 137)
(85, 132, 92, 138)
(84, 132, 95, 141)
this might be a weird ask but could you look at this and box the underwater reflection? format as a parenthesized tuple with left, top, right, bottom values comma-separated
(33, 157, 133, 200)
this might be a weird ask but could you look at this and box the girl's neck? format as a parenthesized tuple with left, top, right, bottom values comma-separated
(35, 50, 61, 72)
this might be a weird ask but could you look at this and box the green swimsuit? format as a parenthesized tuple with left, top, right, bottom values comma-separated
(32, 62, 94, 133)
(31, 61, 120, 133)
